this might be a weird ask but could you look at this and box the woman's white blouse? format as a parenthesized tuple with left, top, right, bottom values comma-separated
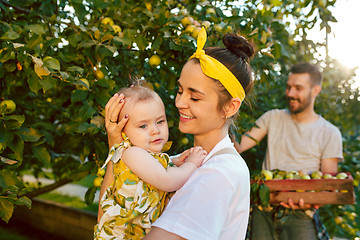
(153, 136, 250, 240)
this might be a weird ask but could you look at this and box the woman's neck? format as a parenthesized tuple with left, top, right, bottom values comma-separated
(193, 128, 228, 153)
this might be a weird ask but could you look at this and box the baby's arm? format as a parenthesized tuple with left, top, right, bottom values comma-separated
(122, 146, 206, 192)
(171, 148, 192, 167)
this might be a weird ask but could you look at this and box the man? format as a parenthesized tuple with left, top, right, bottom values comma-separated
(234, 63, 343, 240)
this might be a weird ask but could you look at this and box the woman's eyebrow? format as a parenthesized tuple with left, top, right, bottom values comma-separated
(177, 80, 205, 95)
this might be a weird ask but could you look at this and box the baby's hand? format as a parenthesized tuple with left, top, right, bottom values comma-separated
(186, 146, 207, 168)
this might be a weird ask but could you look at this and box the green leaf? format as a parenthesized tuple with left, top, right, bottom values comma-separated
(67, 66, 84, 73)
(259, 183, 270, 207)
(78, 40, 95, 48)
(0, 197, 14, 223)
(152, 36, 163, 51)
(32, 145, 51, 167)
(135, 35, 147, 51)
(1, 30, 20, 40)
(38, 76, 57, 92)
(0, 50, 15, 63)
(71, 90, 88, 103)
(15, 196, 32, 208)
(113, 36, 131, 45)
(17, 127, 43, 142)
(27, 34, 43, 50)
(24, 24, 45, 35)
(0, 124, 14, 145)
(7, 135, 24, 161)
(0, 170, 22, 189)
(85, 186, 97, 205)
(4, 115, 25, 129)
(104, 45, 117, 54)
(43, 57, 60, 71)
(94, 88, 111, 106)
(27, 75, 41, 94)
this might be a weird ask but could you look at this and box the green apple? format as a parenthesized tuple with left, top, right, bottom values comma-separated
(273, 171, 286, 180)
(261, 169, 273, 180)
(285, 173, 294, 179)
(93, 176, 103, 187)
(192, 27, 201, 38)
(97, 168, 106, 177)
(206, 8, 216, 14)
(336, 172, 348, 179)
(301, 174, 311, 180)
(101, 17, 114, 26)
(185, 24, 195, 33)
(180, 137, 189, 145)
(0, 100, 16, 114)
(181, 16, 194, 26)
(311, 170, 323, 179)
(202, 21, 211, 29)
(149, 55, 161, 67)
(112, 24, 122, 33)
(323, 173, 333, 179)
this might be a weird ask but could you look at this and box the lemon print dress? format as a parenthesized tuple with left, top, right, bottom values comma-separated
(94, 136, 172, 240)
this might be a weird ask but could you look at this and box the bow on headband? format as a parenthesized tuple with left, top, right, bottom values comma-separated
(189, 27, 245, 101)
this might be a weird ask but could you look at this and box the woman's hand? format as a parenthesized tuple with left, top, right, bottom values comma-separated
(280, 198, 319, 210)
(105, 93, 129, 149)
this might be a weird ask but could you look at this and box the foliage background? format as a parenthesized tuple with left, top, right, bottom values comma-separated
(0, 0, 359, 237)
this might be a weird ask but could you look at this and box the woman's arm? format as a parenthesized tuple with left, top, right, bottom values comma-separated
(143, 227, 185, 240)
(97, 161, 114, 222)
(122, 146, 206, 192)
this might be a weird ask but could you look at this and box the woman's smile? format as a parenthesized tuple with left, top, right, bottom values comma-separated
(179, 112, 195, 121)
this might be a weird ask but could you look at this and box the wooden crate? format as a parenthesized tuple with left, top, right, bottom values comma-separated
(253, 174, 355, 205)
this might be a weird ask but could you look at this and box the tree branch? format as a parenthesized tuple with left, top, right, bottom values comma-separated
(20, 178, 73, 199)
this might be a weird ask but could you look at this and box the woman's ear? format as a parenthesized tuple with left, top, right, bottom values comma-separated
(224, 98, 242, 118)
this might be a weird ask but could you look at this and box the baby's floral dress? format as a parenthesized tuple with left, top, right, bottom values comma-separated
(94, 136, 172, 240)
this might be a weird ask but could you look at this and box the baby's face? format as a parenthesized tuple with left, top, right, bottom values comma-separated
(122, 97, 169, 153)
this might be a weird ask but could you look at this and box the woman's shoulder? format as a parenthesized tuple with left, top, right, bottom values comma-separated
(204, 149, 249, 177)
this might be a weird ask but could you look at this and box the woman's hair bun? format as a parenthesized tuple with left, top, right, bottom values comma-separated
(223, 33, 255, 60)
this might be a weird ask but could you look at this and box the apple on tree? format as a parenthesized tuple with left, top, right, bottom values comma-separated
(0, 100, 16, 114)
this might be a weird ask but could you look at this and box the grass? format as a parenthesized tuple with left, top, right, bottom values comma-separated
(0, 227, 31, 240)
(37, 192, 98, 212)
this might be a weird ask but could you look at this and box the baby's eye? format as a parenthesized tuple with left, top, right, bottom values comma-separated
(157, 120, 165, 125)
(139, 124, 147, 129)
(191, 98, 199, 101)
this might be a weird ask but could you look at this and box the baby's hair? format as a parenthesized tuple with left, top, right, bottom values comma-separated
(117, 79, 160, 104)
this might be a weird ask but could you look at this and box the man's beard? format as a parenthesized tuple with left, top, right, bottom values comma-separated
(286, 94, 312, 114)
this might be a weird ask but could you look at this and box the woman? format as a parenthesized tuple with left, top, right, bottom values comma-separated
(102, 27, 255, 239)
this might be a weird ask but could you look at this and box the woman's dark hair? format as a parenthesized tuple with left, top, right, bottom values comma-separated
(194, 32, 255, 126)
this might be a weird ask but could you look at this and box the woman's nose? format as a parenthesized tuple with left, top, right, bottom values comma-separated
(175, 93, 187, 109)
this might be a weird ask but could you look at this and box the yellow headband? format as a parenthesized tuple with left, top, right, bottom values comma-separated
(189, 27, 245, 101)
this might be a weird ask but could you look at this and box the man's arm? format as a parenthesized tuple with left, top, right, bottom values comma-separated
(321, 158, 339, 173)
(233, 126, 267, 154)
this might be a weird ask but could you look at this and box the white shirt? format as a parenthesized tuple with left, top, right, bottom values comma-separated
(153, 136, 250, 240)
(256, 109, 343, 173)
